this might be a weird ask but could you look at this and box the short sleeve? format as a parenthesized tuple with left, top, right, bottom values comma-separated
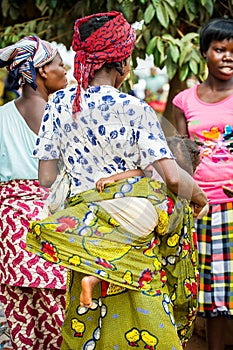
(33, 98, 61, 160)
(136, 104, 174, 168)
(172, 85, 198, 112)
(172, 90, 184, 110)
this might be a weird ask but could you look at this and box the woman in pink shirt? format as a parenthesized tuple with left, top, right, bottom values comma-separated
(173, 18, 233, 350)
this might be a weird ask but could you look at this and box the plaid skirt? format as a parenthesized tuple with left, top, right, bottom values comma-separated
(197, 202, 233, 317)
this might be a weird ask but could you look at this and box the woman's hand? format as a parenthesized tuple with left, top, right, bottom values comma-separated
(192, 202, 209, 219)
(222, 185, 233, 198)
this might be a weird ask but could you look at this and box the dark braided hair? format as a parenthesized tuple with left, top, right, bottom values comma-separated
(79, 15, 126, 76)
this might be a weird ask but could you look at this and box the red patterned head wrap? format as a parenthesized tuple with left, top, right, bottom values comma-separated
(72, 11, 136, 115)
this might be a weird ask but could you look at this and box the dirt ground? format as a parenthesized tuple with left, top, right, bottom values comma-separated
(186, 318, 233, 350)
(186, 333, 233, 350)
(186, 317, 208, 349)
(186, 333, 208, 350)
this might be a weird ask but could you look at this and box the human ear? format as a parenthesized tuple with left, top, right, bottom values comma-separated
(122, 58, 130, 73)
(38, 66, 47, 79)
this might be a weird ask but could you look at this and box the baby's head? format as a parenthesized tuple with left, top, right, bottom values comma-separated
(167, 136, 200, 176)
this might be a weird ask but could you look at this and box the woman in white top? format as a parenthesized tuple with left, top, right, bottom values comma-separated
(0, 35, 67, 350)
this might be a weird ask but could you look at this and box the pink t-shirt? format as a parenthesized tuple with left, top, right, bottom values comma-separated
(173, 84, 233, 204)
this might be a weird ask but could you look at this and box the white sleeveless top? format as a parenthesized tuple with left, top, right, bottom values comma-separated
(0, 100, 38, 181)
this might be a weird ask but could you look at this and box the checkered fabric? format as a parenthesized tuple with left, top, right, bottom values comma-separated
(197, 202, 233, 317)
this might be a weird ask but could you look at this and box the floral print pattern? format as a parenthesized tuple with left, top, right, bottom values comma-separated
(33, 85, 173, 196)
(27, 177, 198, 346)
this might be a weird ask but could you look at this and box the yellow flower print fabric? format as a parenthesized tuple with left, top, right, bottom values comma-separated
(26, 177, 198, 347)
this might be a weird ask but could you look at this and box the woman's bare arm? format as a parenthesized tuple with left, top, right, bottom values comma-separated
(173, 105, 189, 136)
(38, 159, 59, 188)
(153, 157, 208, 217)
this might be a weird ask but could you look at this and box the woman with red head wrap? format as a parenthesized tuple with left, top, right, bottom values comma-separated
(27, 12, 208, 349)
(72, 11, 136, 115)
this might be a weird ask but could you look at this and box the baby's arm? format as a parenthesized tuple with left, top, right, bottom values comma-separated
(96, 169, 144, 192)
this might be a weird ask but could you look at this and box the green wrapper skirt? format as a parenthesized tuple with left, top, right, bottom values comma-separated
(27, 177, 198, 349)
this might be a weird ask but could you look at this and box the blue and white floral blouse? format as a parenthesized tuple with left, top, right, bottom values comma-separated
(33, 85, 173, 196)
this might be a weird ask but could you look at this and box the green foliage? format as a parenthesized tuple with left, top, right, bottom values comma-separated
(0, 0, 232, 84)
(138, 0, 232, 82)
